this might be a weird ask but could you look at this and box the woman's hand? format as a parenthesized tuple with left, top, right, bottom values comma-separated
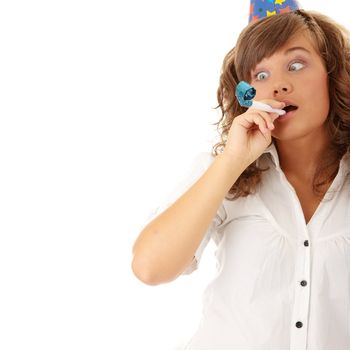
(222, 100, 285, 166)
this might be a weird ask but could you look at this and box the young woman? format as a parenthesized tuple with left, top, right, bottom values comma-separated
(132, 9, 350, 349)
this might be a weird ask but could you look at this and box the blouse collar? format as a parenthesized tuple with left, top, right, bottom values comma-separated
(261, 141, 350, 177)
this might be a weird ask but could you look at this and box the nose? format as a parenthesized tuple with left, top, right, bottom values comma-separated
(273, 81, 293, 96)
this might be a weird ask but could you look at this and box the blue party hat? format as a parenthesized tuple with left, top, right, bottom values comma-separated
(249, 0, 300, 23)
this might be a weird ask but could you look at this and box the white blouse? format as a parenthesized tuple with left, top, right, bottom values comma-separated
(148, 142, 350, 350)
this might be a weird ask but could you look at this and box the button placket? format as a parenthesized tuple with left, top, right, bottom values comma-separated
(290, 237, 312, 350)
(276, 162, 312, 349)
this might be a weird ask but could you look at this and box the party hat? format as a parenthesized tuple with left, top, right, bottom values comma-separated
(249, 0, 300, 23)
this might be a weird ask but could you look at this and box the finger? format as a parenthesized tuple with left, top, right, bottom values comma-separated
(249, 108, 277, 128)
(250, 110, 275, 131)
(253, 114, 270, 134)
(257, 110, 277, 129)
(259, 99, 286, 110)
(241, 110, 269, 131)
(270, 113, 279, 124)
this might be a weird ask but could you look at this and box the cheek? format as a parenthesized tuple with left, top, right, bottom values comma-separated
(303, 75, 329, 115)
(314, 78, 329, 116)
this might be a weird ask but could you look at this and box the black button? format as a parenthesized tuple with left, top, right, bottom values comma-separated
(300, 280, 307, 287)
(304, 240, 309, 247)
(296, 321, 303, 328)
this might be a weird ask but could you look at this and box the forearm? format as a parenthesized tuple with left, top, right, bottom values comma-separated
(131, 153, 248, 285)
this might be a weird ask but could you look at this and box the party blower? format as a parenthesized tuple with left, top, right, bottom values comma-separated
(235, 81, 286, 116)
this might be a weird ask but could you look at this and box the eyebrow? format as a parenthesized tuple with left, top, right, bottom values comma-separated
(284, 46, 311, 55)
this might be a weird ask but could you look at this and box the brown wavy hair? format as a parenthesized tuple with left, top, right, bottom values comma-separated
(213, 9, 350, 200)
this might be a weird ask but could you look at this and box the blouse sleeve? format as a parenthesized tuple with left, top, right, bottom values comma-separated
(144, 152, 227, 275)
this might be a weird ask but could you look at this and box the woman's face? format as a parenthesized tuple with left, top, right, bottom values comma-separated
(249, 31, 330, 140)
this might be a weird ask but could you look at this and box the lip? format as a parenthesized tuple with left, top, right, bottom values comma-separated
(275, 100, 298, 123)
(276, 107, 298, 122)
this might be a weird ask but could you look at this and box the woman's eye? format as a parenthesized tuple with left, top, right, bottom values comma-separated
(256, 71, 269, 81)
(254, 61, 305, 80)
(289, 62, 305, 71)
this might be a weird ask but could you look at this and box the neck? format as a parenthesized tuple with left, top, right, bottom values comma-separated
(274, 128, 332, 181)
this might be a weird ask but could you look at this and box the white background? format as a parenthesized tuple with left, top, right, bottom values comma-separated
(0, 1, 347, 349)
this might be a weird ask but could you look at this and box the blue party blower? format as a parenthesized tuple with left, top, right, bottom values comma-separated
(235, 81, 286, 116)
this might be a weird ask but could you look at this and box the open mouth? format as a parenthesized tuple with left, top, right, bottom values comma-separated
(282, 105, 298, 113)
